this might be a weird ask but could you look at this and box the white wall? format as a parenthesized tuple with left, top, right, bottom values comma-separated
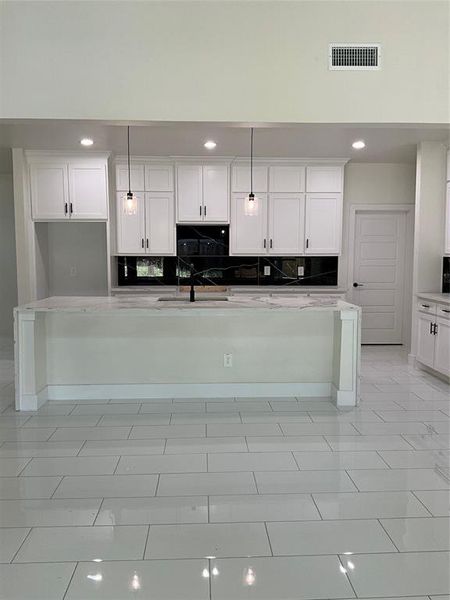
(1, 1, 448, 124)
(0, 172, 18, 341)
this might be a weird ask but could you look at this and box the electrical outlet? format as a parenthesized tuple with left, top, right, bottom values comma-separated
(223, 353, 233, 368)
(297, 266, 304, 277)
(70, 266, 77, 277)
(264, 266, 271, 276)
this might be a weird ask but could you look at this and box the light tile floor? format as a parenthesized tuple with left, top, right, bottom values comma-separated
(0, 346, 449, 599)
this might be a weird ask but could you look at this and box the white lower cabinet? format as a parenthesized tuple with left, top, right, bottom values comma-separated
(230, 194, 267, 255)
(268, 194, 305, 255)
(305, 193, 342, 254)
(416, 312, 436, 368)
(116, 192, 174, 255)
(416, 306, 450, 377)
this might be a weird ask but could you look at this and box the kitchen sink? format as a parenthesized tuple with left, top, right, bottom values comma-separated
(158, 296, 229, 302)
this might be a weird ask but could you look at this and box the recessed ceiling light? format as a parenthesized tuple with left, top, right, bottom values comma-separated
(80, 138, 94, 146)
(352, 140, 366, 150)
(204, 140, 217, 150)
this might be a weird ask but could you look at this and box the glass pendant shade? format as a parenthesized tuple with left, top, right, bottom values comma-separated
(123, 191, 137, 215)
(244, 192, 259, 216)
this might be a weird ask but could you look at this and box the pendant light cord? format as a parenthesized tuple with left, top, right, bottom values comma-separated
(127, 126, 131, 195)
(250, 127, 254, 195)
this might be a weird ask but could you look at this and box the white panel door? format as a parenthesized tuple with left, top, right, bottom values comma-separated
(434, 318, 450, 376)
(305, 193, 342, 254)
(268, 194, 305, 255)
(116, 192, 146, 254)
(30, 163, 69, 220)
(202, 164, 229, 222)
(445, 183, 450, 255)
(416, 313, 436, 368)
(116, 164, 145, 191)
(351, 211, 407, 344)
(231, 194, 267, 255)
(145, 165, 174, 192)
(232, 165, 268, 193)
(176, 165, 203, 222)
(269, 166, 305, 193)
(145, 192, 175, 255)
(69, 164, 108, 219)
(306, 166, 343, 192)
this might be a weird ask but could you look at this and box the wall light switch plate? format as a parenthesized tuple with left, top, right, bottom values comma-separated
(264, 266, 271, 276)
(223, 353, 233, 368)
(297, 266, 304, 277)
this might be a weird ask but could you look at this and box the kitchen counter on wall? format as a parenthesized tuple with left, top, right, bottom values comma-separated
(14, 295, 360, 411)
(111, 286, 347, 296)
(416, 292, 450, 305)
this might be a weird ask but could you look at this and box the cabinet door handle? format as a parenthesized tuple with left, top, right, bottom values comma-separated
(199, 205, 202, 216)
(270, 239, 273, 249)
(64, 203, 68, 215)
(204, 205, 207, 217)
(141, 238, 144, 249)
(263, 239, 267, 249)
(430, 322, 433, 334)
(306, 239, 309, 249)
(70, 203, 73, 214)
(146, 238, 149, 249)
(433, 323, 438, 335)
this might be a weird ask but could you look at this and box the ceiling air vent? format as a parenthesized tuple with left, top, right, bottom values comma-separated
(329, 44, 381, 70)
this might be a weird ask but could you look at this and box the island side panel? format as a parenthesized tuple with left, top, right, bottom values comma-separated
(14, 310, 47, 410)
(331, 308, 360, 407)
(42, 310, 336, 400)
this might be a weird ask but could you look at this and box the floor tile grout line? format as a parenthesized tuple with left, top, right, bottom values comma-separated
(142, 524, 151, 560)
(344, 469, 361, 492)
(310, 493, 324, 520)
(9, 526, 33, 564)
(410, 490, 435, 517)
(337, 554, 358, 598)
(263, 521, 274, 557)
(15, 456, 33, 476)
(377, 517, 402, 552)
(375, 450, 393, 469)
(92, 497, 105, 526)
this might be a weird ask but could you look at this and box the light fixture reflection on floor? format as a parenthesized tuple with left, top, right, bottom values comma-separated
(130, 572, 141, 590)
(244, 567, 256, 586)
(87, 573, 103, 582)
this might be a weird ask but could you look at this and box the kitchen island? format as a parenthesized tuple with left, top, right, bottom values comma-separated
(14, 295, 361, 410)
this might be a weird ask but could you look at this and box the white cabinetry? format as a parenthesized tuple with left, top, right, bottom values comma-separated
(306, 166, 343, 193)
(116, 164, 145, 191)
(416, 298, 450, 377)
(116, 192, 174, 255)
(232, 165, 268, 193)
(445, 182, 450, 255)
(269, 166, 305, 193)
(231, 194, 268, 255)
(305, 193, 342, 254)
(177, 164, 229, 223)
(268, 194, 305, 254)
(29, 155, 109, 221)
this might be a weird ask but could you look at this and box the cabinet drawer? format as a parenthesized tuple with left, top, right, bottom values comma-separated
(417, 299, 437, 315)
(437, 304, 450, 319)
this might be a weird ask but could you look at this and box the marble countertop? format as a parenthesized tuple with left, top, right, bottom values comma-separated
(16, 294, 359, 315)
(416, 292, 450, 305)
(111, 286, 347, 295)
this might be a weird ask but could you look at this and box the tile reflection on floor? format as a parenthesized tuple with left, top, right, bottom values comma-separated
(0, 345, 449, 598)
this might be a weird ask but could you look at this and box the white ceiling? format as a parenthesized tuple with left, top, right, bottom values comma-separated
(0, 121, 448, 172)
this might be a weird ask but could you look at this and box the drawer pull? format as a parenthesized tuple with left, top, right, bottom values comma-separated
(421, 304, 430, 308)
(442, 309, 450, 313)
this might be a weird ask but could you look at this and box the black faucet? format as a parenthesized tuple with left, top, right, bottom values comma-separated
(189, 263, 195, 302)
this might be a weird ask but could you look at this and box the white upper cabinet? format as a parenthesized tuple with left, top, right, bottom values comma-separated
(145, 164, 174, 192)
(177, 165, 203, 222)
(305, 193, 342, 254)
(68, 163, 108, 220)
(116, 164, 145, 191)
(306, 166, 343, 193)
(268, 194, 305, 255)
(232, 165, 268, 193)
(269, 166, 305, 193)
(145, 192, 175, 255)
(202, 164, 229, 222)
(177, 163, 229, 223)
(116, 192, 146, 254)
(29, 156, 109, 221)
(30, 163, 69, 220)
(231, 194, 268, 255)
(445, 182, 450, 255)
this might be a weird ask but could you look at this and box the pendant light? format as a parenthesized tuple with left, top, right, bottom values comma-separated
(244, 127, 259, 216)
(123, 126, 137, 216)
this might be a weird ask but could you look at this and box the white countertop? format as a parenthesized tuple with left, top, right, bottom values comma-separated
(416, 292, 450, 305)
(111, 286, 347, 295)
(16, 294, 359, 315)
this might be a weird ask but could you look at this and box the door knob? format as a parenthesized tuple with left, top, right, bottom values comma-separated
(353, 282, 364, 288)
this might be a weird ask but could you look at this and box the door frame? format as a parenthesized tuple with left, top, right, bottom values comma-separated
(347, 204, 415, 347)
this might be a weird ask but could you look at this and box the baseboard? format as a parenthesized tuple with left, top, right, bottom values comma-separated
(18, 389, 48, 411)
(407, 353, 416, 366)
(44, 382, 332, 401)
(331, 383, 358, 408)
(415, 361, 450, 383)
